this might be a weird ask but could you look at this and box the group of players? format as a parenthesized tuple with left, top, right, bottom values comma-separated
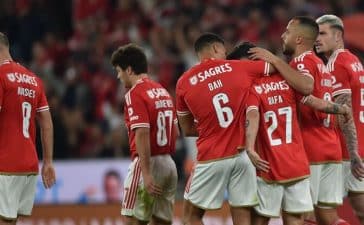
(0, 12, 363, 225)
(111, 14, 364, 225)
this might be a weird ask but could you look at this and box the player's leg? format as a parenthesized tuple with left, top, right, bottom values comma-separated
(184, 157, 232, 224)
(282, 212, 304, 225)
(230, 206, 253, 225)
(348, 192, 364, 224)
(0, 219, 16, 225)
(229, 151, 259, 225)
(0, 175, 26, 225)
(251, 177, 283, 225)
(282, 178, 313, 225)
(251, 209, 270, 225)
(182, 200, 205, 225)
(343, 160, 364, 224)
(121, 158, 153, 224)
(314, 163, 346, 225)
(150, 155, 178, 225)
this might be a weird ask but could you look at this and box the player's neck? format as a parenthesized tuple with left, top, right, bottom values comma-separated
(0, 51, 12, 64)
(293, 45, 312, 58)
(327, 42, 344, 58)
(130, 73, 148, 87)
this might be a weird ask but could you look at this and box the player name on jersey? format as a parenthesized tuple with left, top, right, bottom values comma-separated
(155, 99, 173, 109)
(189, 63, 232, 85)
(17, 87, 36, 98)
(254, 80, 290, 94)
(7, 72, 38, 86)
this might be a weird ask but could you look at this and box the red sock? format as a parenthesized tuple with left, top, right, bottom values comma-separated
(330, 219, 350, 225)
(304, 219, 317, 225)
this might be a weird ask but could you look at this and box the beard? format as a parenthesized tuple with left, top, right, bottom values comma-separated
(282, 43, 294, 56)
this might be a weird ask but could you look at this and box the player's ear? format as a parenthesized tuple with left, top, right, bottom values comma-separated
(334, 30, 342, 42)
(126, 66, 132, 75)
(212, 43, 219, 54)
(295, 36, 303, 45)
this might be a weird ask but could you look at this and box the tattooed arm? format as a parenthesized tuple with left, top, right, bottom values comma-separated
(303, 95, 350, 120)
(245, 108, 269, 172)
(335, 93, 364, 180)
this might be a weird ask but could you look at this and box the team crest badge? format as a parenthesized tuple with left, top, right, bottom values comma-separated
(254, 85, 263, 94)
(146, 90, 155, 99)
(7, 73, 15, 82)
(189, 76, 198, 85)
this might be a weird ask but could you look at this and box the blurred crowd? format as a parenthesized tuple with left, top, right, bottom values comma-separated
(0, 0, 363, 183)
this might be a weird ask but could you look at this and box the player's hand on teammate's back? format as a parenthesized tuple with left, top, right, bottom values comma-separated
(246, 149, 270, 172)
(41, 162, 56, 189)
(350, 155, 364, 181)
(143, 174, 163, 196)
(248, 47, 278, 63)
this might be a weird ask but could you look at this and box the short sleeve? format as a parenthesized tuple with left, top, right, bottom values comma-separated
(125, 91, 150, 130)
(246, 88, 260, 113)
(290, 58, 315, 81)
(36, 81, 49, 112)
(330, 64, 351, 97)
(175, 81, 191, 116)
(239, 60, 271, 78)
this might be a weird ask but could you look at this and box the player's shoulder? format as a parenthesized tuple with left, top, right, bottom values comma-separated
(293, 50, 320, 64)
(327, 49, 358, 71)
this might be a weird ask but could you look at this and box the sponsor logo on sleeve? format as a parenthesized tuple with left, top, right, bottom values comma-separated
(7, 73, 15, 82)
(254, 85, 263, 94)
(189, 76, 198, 85)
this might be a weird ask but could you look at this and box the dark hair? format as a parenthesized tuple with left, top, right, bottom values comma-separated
(0, 32, 9, 47)
(110, 43, 148, 74)
(293, 16, 319, 40)
(104, 169, 121, 181)
(226, 42, 256, 60)
(194, 33, 224, 53)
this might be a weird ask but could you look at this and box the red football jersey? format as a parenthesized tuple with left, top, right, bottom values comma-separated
(291, 51, 342, 163)
(327, 49, 364, 160)
(247, 73, 310, 182)
(0, 60, 49, 173)
(124, 77, 177, 159)
(176, 58, 270, 161)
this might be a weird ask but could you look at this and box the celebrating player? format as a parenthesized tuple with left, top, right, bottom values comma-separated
(316, 14, 364, 224)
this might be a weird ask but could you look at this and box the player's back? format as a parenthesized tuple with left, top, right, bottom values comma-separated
(328, 49, 364, 159)
(124, 78, 177, 159)
(291, 51, 341, 163)
(0, 60, 48, 173)
(176, 58, 269, 161)
(248, 73, 309, 182)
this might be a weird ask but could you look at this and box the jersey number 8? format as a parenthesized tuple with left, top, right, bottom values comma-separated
(156, 110, 173, 146)
(22, 101, 31, 138)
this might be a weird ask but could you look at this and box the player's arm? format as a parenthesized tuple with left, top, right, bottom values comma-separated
(303, 95, 350, 118)
(245, 107, 269, 172)
(335, 93, 364, 180)
(135, 127, 163, 195)
(36, 110, 56, 189)
(177, 113, 198, 137)
(248, 47, 313, 95)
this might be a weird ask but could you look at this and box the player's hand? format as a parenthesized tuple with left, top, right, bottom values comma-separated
(41, 162, 56, 189)
(143, 174, 163, 196)
(246, 149, 270, 172)
(248, 47, 278, 64)
(350, 154, 364, 181)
